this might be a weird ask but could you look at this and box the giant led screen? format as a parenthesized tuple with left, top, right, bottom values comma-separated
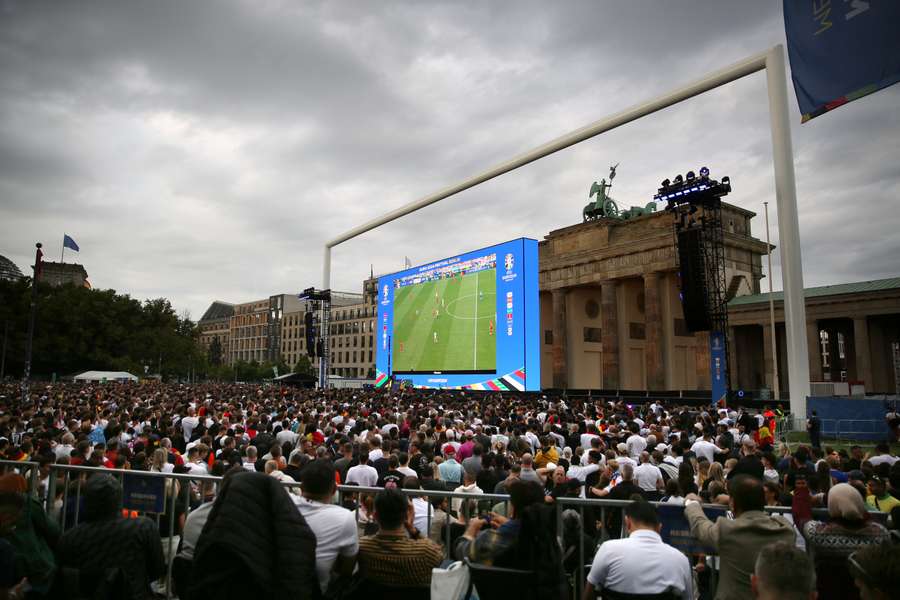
(375, 238, 539, 390)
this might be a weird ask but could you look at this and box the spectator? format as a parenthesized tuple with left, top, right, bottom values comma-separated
(190, 471, 318, 599)
(451, 469, 484, 514)
(848, 542, 900, 600)
(806, 411, 822, 449)
(357, 487, 443, 588)
(685, 475, 795, 600)
(865, 475, 900, 514)
(0, 491, 28, 599)
(293, 459, 358, 596)
(58, 474, 164, 600)
(345, 455, 379, 488)
(633, 451, 665, 501)
(793, 482, 889, 600)
(584, 496, 692, 600)
(456, 479, 566, 599)
(438, 446, 463, 485)
(751, 541, 816, 600)
(462, 443, 484, 475)
(0, 473, 58, 597)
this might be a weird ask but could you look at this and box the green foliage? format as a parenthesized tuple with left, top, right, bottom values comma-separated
(0, 278, 202, 380)
(293, 354, 314, 377)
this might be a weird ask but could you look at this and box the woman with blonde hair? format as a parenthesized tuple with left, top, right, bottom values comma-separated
(150, 447, 174, 474)
(701, 461, 725, 492)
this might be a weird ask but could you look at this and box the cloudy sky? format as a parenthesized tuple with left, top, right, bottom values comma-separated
(2, 0, 898, 320)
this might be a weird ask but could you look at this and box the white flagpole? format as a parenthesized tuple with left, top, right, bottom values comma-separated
(61, 236, 65, 263)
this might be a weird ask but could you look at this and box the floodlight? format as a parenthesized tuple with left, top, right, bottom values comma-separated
(686, 171, 696, 181)
(699, 166, 710, 178)
(674, 174, 684, 184)
(661, 178, 671, 188)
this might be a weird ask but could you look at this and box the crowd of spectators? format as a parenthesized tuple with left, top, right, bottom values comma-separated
(0, 381, 898, 599)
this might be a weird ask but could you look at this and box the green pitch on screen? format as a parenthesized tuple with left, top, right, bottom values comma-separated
(391, 269, 497, 372)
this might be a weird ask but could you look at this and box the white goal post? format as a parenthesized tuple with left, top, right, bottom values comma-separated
(322, 45, 810, 416)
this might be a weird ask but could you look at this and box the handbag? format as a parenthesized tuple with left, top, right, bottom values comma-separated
(431, 560, 471, 600)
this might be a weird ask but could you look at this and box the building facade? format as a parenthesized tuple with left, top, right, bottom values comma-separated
(197, 301, 234, 365)
(538, 203, 767, 391)
(40, 261, 89, 288)
(729, 279, 900, 394)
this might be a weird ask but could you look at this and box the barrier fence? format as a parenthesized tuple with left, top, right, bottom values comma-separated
(0, 460, 886, 600)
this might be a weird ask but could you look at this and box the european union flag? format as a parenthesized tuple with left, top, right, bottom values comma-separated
(63, 234, 79, 252)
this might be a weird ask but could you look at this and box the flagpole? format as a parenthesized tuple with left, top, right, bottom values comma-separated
(22, 243, 42, 403)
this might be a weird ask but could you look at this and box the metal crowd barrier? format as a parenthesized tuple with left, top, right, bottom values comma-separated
(0, 460, 886, 600)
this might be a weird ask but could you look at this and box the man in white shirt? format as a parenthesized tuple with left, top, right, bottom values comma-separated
(292, 459, 358, 594)
(633, 452, 665, 500)
(451, 470, 483, 514)
(367, 437, 384, 463)
(585, 498, 692, 600)
(868, 442, 898, 467)
(626, 425, 647, 460)
(181, 407, 200, 440)
(691, 431, 728, 464)
(54, 432, 75, 460)
(345, 459, 379, 488)
(275, 420, 299, 447)
(580, 425, 600, 450)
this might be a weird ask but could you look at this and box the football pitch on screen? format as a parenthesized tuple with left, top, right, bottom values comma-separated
(392, 269, 497, 372)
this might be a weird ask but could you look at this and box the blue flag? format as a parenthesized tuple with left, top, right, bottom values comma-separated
(63, 234, 80, 252)
(784, 1, 900, 122)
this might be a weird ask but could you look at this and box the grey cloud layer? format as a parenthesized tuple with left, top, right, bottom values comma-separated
(1, 0, 898, 319)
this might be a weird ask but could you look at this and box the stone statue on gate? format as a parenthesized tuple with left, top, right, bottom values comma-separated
(583, 163, 619, 221)
(582, 163, 658, 222)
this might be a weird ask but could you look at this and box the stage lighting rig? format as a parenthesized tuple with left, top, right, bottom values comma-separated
(297, 287, 332, 388)
(654, 168, 731, 208)
(655, 166, 732, 403)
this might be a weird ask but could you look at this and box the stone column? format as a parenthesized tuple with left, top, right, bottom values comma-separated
(853, 316, 873, 387)
(551, 288, 569, 389)
(644, 272, 665, 390)
(728, 326, 739, 390)
(807, 319, 823, 382)
(601, 281, 619, 389)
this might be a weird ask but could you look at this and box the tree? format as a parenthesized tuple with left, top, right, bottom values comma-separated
(0, 279, 204, 381)
(294, 355, 314, 377)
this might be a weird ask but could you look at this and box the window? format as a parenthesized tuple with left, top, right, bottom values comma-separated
(544, 330, 553, 345)
(820, 330, 830, 368)
(629, 322, 646, 340)
(353, 351, 357, 362)
(368, 350, 373, 362)
(583, 327, 602, 343)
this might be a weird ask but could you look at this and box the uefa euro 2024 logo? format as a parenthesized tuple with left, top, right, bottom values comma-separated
(504, 253, 514, 273)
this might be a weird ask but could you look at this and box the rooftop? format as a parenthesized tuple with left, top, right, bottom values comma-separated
(729, 276, 900, 307)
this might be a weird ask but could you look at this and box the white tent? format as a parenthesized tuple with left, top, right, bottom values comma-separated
(73, 370, 139, 382)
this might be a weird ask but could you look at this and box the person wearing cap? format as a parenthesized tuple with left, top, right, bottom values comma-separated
(865, 475, 900, 515)
(438, 445, 463, 486)
(58, 474, 164, 600)
(457, 430, 475, 461)
(792, 482, 889, 600)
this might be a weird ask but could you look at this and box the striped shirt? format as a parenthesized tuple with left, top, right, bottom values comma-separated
(358, 532, 444, 587)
